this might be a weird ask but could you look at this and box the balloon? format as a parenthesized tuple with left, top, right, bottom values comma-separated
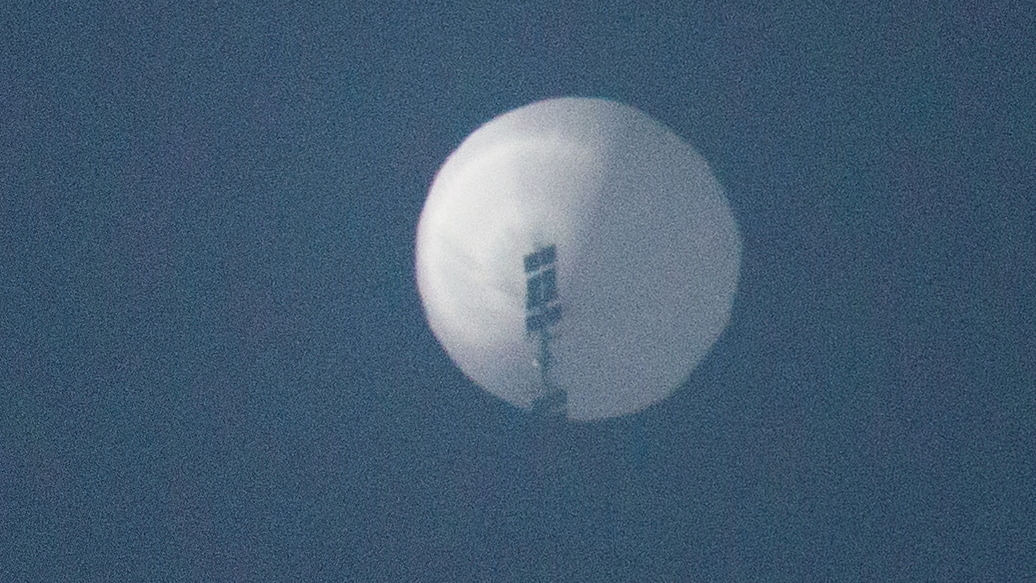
(415, 97, 741, 421)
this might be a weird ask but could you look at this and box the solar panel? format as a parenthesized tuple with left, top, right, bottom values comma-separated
(523, 244, 561, 334)
(523, 244, 556, 273)
(522, 244, 564, 413)
(525, 305, 562, 333)
(525, 269, 557, 309)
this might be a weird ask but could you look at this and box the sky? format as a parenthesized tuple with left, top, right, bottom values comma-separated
(1, 4, 1033, 581)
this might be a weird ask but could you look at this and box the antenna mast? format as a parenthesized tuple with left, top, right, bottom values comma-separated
(524, 244, 565, 415)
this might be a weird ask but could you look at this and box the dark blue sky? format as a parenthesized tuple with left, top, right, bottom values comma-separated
(2, 4, 1033, 581)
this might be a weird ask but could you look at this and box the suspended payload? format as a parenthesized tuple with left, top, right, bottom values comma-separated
(415, 97, 741, 421)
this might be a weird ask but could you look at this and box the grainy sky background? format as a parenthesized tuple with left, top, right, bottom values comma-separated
(2, 4, 1033, 581)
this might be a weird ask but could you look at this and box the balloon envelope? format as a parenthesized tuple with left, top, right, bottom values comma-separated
(415, 97, 741, 421)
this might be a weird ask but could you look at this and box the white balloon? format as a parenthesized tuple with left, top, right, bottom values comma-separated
(415, 97, 741, 421)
